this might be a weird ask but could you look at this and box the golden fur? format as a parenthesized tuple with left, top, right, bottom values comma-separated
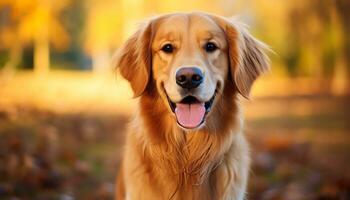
(114, 12, 269, 200)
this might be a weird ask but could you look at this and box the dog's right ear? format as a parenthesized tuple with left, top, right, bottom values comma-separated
(114, 21, 153, 98)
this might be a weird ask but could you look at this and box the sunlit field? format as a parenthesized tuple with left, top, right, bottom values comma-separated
(1, 0, 350, 199)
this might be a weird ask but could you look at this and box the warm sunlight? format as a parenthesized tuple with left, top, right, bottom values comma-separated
(0, 0, 349, 199)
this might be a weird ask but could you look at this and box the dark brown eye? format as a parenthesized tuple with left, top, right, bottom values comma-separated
(161, 43, 174, 53)
(204, 42, 217, 52)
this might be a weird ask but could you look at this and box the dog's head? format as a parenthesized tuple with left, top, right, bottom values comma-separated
(115, 12, 269, 130)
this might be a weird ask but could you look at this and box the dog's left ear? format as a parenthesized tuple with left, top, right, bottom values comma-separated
(114, 20, 154, 98)
(211, 15, 270, 98)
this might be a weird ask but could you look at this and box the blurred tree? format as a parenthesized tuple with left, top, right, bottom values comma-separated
(251, 0, 347, 93)
(84, 0, 124, 73)
(333, 0, 350, 93)
(51, 0, 90, 70)
(286, 0, 347, 93)
(0, 2, 24, 71)
(0, 0, 70, 74)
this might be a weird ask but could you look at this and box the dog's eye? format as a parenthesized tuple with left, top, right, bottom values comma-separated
(161, 44, 174, 53)
(204, 42, 218, 53)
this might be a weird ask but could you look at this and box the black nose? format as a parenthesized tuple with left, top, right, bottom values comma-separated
(176, 67, 204, 89)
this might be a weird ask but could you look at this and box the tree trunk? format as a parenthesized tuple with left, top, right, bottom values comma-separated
(332, 57, 348, 95)
(34, 28, 50, 74)
(3, 40, 22, 73)
(92, 49, 111, 74)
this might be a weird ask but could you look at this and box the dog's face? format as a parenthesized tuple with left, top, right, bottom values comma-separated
(116, 12, 269, 130)
(152, 15, 229, 129)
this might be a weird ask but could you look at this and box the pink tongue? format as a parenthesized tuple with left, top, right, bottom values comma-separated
(175, 103, 205, 128)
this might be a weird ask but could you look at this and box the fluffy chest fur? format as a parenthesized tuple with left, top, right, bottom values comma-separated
(119, 85, 250, 200)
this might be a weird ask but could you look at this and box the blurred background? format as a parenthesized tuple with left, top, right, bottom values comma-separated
(0, 0, 349, 199)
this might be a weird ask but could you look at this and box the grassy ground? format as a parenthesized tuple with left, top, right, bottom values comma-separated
(0, 71, 349, 199)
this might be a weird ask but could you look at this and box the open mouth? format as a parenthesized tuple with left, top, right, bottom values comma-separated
(166, 94, 216, 129)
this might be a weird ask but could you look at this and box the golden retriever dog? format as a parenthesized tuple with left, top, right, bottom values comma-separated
(114, 12, 269, 200)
